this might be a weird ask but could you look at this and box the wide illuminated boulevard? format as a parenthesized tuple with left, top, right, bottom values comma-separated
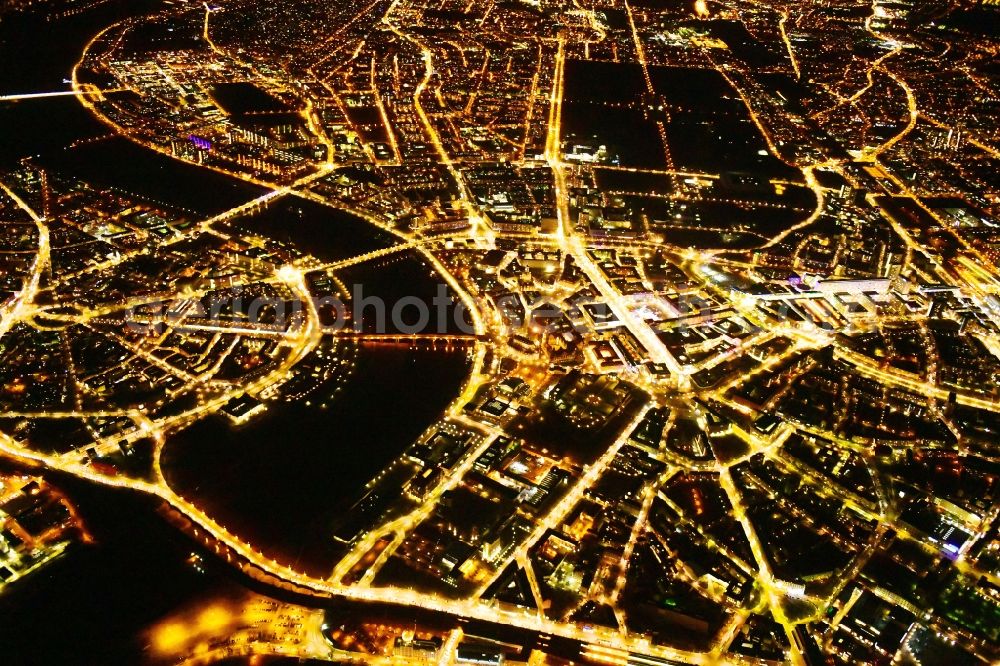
(0, 0, 999, 663)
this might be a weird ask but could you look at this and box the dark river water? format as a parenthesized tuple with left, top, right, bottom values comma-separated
(161, 347, 471, 577)
(0, 3, 471, 662)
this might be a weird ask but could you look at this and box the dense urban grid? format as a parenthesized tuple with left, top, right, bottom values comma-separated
(1, 0, 999, 663)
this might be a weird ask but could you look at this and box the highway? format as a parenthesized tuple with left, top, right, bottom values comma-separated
(778, 13, 801, 81)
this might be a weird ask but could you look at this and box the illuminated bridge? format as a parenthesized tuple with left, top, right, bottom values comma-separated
(328, 332, 481, 346)
(0, 87, 126, 102)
